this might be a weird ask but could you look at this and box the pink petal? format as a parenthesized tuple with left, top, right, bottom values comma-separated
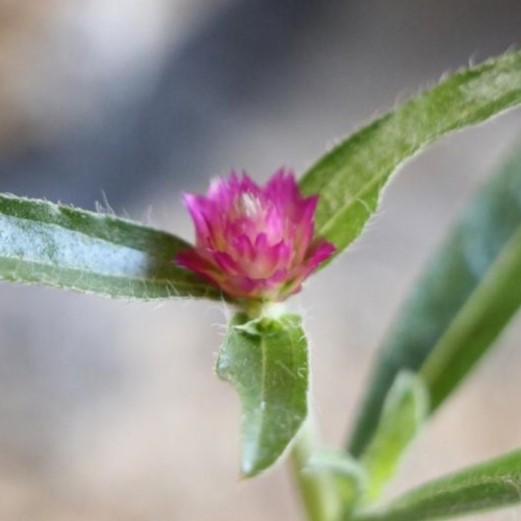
(266, 268, 289, 285)
(176, 249, 222, 288)
(304, 241, 337, 273)
(299, 196, 319, 222)
(221, 275, 262, 299)
(270, 240, 292, 269)
(264, 206, 284, 243)
(176, 249, 210, 273)
(245, 237, 291, 278)
(208, 174, 236, 208)
(226, 217, 259, 242)
(233, 234, 255, 260)
(183, 193, 228, 249)
(266, 168, 300, 207)
(238, 173, 263, 197)
(213, 251, 240, 275)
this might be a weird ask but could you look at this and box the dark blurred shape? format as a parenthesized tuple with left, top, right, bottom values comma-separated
(0, 0, 333, 208)
(0, 0, 520, 213)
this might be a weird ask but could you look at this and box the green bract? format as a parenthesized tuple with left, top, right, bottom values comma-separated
(217, 312, 309, 477)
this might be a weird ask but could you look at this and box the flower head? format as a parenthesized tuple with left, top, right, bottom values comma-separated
(177, 169, 336, 301)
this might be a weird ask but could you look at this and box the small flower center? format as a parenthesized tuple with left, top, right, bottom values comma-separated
(237, 192, 262, 217)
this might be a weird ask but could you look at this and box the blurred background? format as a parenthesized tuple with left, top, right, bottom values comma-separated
(0, 1, 521, 519)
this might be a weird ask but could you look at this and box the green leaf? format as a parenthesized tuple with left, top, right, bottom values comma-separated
(217, 312, 309, 477)
(360, 372, 428, 503)
(0, 194, 220, 299)
(353, 449, 521, 521)
(420, 217, 521, 408)
(349, 146, 521, 457)
(300, 50, 521, 255)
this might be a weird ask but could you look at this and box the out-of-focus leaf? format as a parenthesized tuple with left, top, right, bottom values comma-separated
(0, 194, 219, 299)
(300, 50, 521, 256)
(291, 425, 346, 521)
(217, 312, 308, 477)
(353, 449, 521, 521)
(349, 147, 521, 456)
(307, 450, 367, 512)
(360, 372, 428, 503)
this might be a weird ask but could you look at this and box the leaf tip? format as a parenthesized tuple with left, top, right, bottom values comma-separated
(240, 456, 269, 479)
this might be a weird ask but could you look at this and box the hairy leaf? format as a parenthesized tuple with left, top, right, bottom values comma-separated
(0, 194, 219, 299)
(217, 312, 309, 477)
(349, 146, 521, 456)
(300, 50, 521, 255)
(353, 449, 521, 521)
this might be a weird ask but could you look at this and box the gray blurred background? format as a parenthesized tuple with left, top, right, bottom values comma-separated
(0, 1, 521, 519)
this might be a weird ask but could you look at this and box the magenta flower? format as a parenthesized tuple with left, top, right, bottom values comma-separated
(177, 170, 336, 301)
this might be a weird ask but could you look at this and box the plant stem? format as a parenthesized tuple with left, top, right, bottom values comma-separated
(291, 417, 342, 521)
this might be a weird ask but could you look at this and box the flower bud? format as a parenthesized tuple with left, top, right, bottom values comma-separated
(177, 170, 336, 301)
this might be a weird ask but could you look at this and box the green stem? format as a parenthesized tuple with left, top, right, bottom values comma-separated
(291, 418, 343, 521)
